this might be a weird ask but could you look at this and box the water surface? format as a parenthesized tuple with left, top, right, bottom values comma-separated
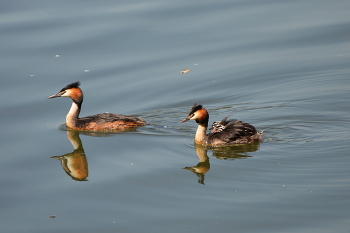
(1, 1, 349, 233)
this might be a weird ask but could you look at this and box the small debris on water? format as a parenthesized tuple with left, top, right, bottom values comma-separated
(55, 55, 60, 57)
(50, 215, 56, 218)
(130, 163, 134, 166)
(84, 70, 90, 72)
(181, 69, 191, 74)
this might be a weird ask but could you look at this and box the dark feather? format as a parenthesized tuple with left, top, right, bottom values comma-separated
(209, 116, 237, 133)
(76, 113, 146, 128)
(60, 81, 81, 92)
(188, 103, 203, 116)
(207, 120, 261, 144)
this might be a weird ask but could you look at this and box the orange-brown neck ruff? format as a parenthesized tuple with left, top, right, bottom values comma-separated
(195, 108, 209, 127)
(69, 88, 83, 107)
(193, 108, 209, 144)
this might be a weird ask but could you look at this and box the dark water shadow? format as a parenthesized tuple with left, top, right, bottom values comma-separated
(183, 143, 260, 185)
(208, 143, 260, 160)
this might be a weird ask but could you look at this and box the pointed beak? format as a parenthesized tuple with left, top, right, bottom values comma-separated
(48, 93, 61, 99)
(180, 117, 190, 123)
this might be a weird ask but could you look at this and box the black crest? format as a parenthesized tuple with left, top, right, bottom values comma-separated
(60, 81, 81, 92)
(188, 103, 203, 115)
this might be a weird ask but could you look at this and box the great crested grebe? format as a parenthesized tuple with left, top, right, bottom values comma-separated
(48, 82, 146, 131)
(180, 103, 263, 145)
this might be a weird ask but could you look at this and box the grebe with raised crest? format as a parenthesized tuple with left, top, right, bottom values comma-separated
(48, 82, 146, 131)
(180, 103, 263, 145)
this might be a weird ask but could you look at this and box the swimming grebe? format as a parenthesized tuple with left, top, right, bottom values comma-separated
(180, 103, 263, 145)
(48, 82, 146, 131)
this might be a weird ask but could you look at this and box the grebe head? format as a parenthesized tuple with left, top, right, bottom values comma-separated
(180, 103, 209, 124)
(48, 81, 83, 103)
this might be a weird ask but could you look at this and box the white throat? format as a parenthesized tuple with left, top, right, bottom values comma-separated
(194, 123, 208, 144)
(66, 101, 80, 128)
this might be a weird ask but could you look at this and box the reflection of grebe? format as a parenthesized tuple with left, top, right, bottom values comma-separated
(51, 130, 88, 181)
(180, 103, 263, 146)
(183, 145, 210, 185)
(48, 82, 146, 131)
(184, 143, 260, 184)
